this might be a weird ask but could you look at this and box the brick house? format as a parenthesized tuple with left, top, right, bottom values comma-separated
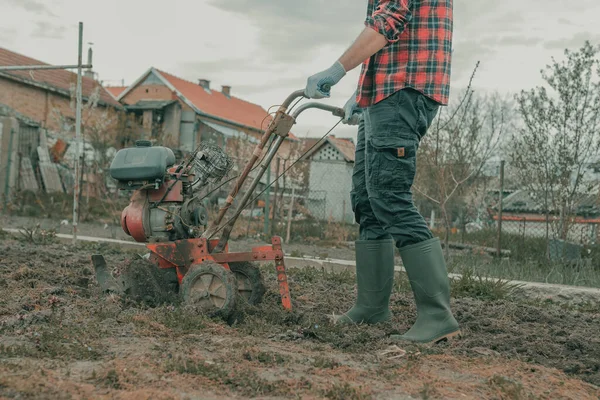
(114, 68, 298, 162)
(0, 47, 122, 136)
(0, 47, 123, 198)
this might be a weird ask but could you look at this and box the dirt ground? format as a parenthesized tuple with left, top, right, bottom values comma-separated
(1, 233, 599, 399)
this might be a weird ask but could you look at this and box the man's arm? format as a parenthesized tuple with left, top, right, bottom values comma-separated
(304, 0, 412, 99)
(339, 0, 413, 72)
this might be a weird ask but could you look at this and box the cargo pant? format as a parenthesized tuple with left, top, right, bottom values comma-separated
(351, 88, 439, 249)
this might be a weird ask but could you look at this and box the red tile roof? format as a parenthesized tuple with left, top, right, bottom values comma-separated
(154, 69, 296, 138)
(106, 86, 127, 99)
(0, 47, 120, 107)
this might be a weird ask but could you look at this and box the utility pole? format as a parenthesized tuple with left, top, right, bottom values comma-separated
(72, 22, 84, 243)
(497, 160, 505, 257)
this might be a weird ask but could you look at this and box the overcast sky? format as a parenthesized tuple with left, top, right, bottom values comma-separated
(1, 0, 599, 140)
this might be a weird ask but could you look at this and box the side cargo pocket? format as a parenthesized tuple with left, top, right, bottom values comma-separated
(369, 136, 418, 192)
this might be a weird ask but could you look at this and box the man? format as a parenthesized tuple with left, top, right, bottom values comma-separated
(304, 0, 459, 344)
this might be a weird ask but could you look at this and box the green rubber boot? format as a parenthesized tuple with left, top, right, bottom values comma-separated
(335, 239, 395, 325)
(391, 238, 460, 343)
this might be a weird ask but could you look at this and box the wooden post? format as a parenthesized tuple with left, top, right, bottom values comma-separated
(286, 187, 295, 244)
(497, 160, 505, 258)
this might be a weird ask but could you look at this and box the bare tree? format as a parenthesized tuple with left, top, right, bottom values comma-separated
(414, 63, 512, 255)
(511, 41, 600, 242)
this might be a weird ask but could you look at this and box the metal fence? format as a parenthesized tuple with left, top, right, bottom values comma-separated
(258, 158, 600, 265)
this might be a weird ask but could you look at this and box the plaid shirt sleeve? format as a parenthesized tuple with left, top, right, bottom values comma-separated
(365, 0, 413, 43)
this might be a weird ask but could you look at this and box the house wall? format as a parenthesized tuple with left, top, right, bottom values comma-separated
(120, 84, 175, 105)
(162, 102, 181, 148)
(0, 76, 119, 136)
(307, 147, 354, 223)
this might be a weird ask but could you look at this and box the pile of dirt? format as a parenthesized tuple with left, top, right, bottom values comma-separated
(0, 237, 598, 399)
(116, 258, 179, 307)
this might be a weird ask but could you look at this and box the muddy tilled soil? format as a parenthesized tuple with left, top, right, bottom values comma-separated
(0, 235, 599, 399)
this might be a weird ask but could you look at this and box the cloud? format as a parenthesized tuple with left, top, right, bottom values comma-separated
(0, 27, 18, 44)
(31, 21, 67, 39)
(208, 0, 364, 62)
(179, 57, 287, 77)
(544, 32, 600, 51)
(4, 0, 56, 17)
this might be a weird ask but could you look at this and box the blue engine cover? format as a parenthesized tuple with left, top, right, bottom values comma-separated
(109, 141, 176, 183)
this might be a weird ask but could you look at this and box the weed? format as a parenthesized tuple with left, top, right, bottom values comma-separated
(97, 369, 121, 389)
(312, 356, 340, 369)
(17, 226, 57, 245)
(393, 271, 412, 293)
(419, 382, 439, 399)
(450, 268, 522, 301)
(322, 382, 371, 400)
(242, 349, 285, 365)
(488, 375, 533, 399)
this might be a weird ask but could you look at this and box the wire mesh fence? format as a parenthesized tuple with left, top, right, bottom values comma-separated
(4, 126, 600, 275)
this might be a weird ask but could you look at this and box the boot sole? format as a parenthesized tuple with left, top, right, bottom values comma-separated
(432, 329, 462, 343)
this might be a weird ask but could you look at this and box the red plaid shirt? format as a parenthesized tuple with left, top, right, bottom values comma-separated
(357, 0, 453, 107)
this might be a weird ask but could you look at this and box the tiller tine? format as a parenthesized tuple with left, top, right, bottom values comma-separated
(91, 254, 123, 295)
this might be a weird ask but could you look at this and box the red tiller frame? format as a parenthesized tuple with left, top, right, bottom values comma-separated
(146, 236, 292, 311)
(125, 90, 346, 313)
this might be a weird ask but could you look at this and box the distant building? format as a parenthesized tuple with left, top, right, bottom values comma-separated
(114, 68, 297, 157)
(303, 136, 355, 223)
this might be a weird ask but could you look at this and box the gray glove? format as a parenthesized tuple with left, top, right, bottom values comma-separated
(342, 90, 362, 125)
(304, 61, 346, 99)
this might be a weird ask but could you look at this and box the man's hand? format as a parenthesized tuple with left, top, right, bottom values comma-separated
(342, 90, 362, 125)
(304, 61, 346, 99)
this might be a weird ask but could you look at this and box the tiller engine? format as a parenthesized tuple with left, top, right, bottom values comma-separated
(92, 90, 346, 318)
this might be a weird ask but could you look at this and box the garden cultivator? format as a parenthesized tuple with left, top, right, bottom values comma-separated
(92, 90, 346, 318)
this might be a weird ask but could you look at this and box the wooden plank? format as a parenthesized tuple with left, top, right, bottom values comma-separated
(37, 146, 63, 193)
(19, 157, 39, 191)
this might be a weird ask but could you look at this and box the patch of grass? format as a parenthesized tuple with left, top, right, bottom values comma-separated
(449, 254, 600, 288)
(419, 382, 440, 400)
(165, 356, 290, 397)
(290, 249, 304, 258)
(322, 382, 371, 400)
(312, 356, 340, 369)
(96, 369, 121, 390)
(242, 349, 286, 365)
(488, 375, 533, 400)
(450, 268, 523, 301)
(288, 266, 355, 286)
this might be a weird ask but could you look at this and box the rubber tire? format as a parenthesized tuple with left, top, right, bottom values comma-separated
(180, 261, 238, 320)
(229, 262, 266, 305)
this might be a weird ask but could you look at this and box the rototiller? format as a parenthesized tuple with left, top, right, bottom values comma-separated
(92, 90, 345, 317)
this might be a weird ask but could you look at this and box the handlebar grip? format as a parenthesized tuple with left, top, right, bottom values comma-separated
(332, 108, 345, 118)
(321, 83, 331, 93)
